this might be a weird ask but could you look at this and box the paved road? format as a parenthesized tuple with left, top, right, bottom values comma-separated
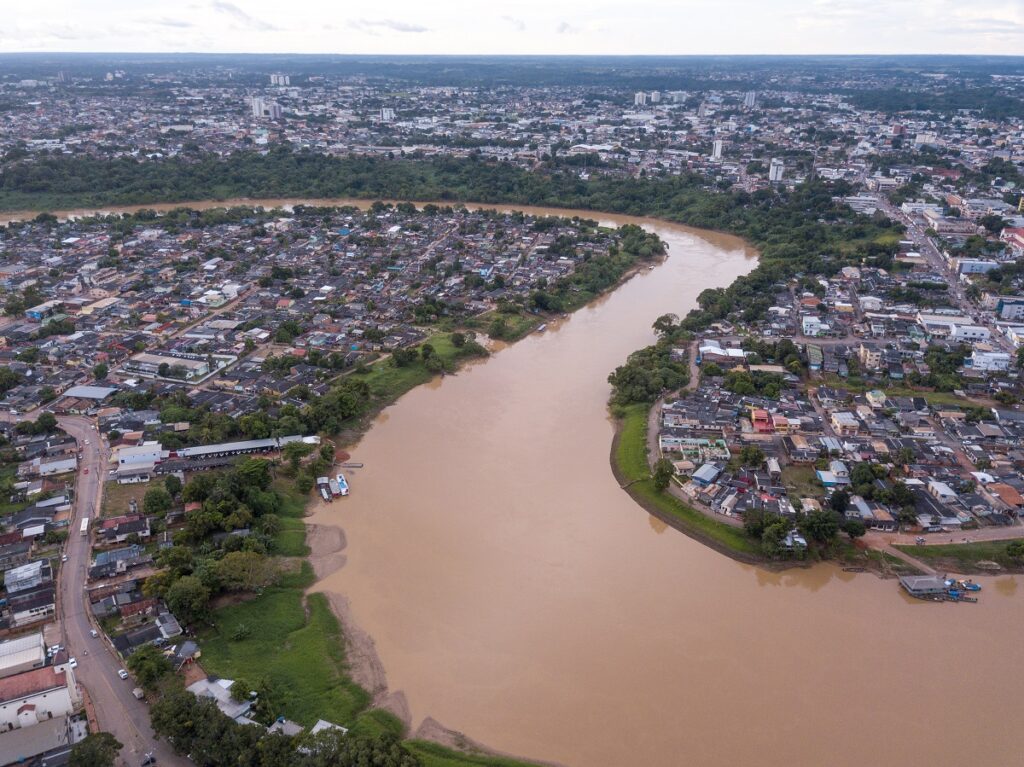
(56, 415, 186, 767)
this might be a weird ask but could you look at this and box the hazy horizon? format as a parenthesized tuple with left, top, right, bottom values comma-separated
(5, 1, 1023, 57)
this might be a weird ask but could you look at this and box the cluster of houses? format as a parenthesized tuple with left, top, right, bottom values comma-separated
(0, 207, 627, 418)
(660, 359, 1024, 541)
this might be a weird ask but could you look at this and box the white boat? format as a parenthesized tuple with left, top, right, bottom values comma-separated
(335, 473, 350, 496)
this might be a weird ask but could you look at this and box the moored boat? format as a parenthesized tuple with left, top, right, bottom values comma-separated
(336, 472, 350, 496)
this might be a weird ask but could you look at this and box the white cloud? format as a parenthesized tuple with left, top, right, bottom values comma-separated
(350, 18, 430, 34)
(2, 0, 1023, 54)
(210, 1, 278, 32)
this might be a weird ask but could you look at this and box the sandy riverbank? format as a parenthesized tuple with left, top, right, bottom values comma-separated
(305, 519, 560, 761)
(304, 522, 408, 722)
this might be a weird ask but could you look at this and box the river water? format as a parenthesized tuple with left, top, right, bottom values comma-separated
(8, 199, 1021, 766)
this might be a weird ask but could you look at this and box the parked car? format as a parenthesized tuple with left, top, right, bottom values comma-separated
(68, 657, 78, 669)
(118, 669, 129, 680)
(90, 629, 99, 638)
(61, 554, 68, 562)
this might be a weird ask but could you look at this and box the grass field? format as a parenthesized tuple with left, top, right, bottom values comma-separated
(353, 332, 489, 404)
(781, 465, 823, 500)
(464, 309, 540, 343)
(614, 404, 759, 557)
(894, 540, 1024, 573)
(406, 742, 546, 767)
(100, 479, 150, 517)
(198, 562, 398, 735)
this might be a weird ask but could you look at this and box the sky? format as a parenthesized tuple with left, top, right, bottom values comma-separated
(2, 0, 1023, 56)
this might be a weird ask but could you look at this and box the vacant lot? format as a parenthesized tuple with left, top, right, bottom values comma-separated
(894, 540, 1024, 574)
(100, 479, 150, 517)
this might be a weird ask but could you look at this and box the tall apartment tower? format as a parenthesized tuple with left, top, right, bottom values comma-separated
(744, 91, 757, 109)
(712, 140, 723, 160)
(380, 107, 396, 122)
(649, 91, 661, 103)
(634, 91, 647, 106)
(769, 158, 785, 182)
(270, 74, 290, 86)
(250, 96, 266, 118)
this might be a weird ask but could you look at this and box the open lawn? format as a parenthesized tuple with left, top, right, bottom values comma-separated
(273, 516, 310, 557)
(781, 465, 823, 500)
(355, 332, 464, 403)
(818, 376, 986, 409)
(614, 404, 759, 557)
(100, 479, 150, 517)
(894, 540, 1024, 574)
(464, 309, 539, 343)
(0, 464, 29, 518)
(406, 742, 546, 767)
(198, 562, 393, 733)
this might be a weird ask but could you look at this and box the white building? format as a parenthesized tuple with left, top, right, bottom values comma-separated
(712, 140, 723, 160)
(956, 259, 999, 274)
(949, 324, 991, 343)
(968, 351, 1011, 372)
(380, 107, 396, 122)
(0, 634, 46, 680)
(0, 666, 77, 731)
(269, 73, 290, 86)
(769, 158, 785, 182)
(744, 91, 757, 109)
(633, 91, 647, 106)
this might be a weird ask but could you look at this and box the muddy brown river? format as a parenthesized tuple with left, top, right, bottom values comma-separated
(9, 200, 1021, 766)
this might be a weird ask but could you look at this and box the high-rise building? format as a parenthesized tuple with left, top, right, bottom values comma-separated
(649, 91, 661, 103)
(744, 91, 757, 109)
(769, 158, 785, 182)
(380, 107, 396, 122)
(250, 97, 282, 120)
(270, 74, 290, 86)
(712, 140, 723, 160)
(634, 91, 647, 106)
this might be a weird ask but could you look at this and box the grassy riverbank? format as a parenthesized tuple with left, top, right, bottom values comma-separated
(894, 541, 1024, 574)
(406, 742, 551, 767)
(611, 403, 761, 560)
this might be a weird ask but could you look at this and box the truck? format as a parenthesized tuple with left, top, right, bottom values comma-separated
(80, 518, 89, 537)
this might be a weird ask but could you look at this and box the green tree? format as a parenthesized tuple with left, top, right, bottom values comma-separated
(69, 732, 123, 767)
(237, 457, 273, 491)
(215, 551, 278, 592)
(93, 362, 109, 380)
(841, 518, 867, 540)
(1007, 540, 1024, 562)
(653, 457, 675, 491)
(35, 411, 58, 433)
(143, 487, 173, 516)
(803, 509, 841, 543)
(164, 474, 183, 498)
(829, 490, 850, 514)
(126, 644, 172, 690)
(738, 445, 765, 468)
(165, 575, 210, 624)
